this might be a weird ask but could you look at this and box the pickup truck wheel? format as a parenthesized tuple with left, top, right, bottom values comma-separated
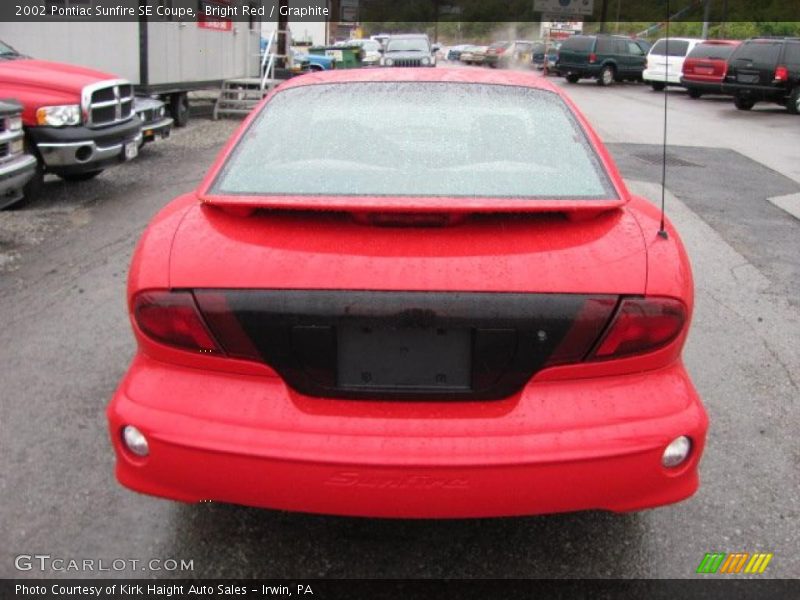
(59, 170, 103, 182)
(169, 92, 190, 127)
(687, 88, 702, 99)
(565, 74, 580, 84)
(734, 95, 755, 111)
(597, 65, 615, 86)
(651, 82, 665, 91)
(787, 87, 800, 115)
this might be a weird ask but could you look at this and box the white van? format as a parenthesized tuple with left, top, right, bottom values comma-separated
(643, 37, 703, 90)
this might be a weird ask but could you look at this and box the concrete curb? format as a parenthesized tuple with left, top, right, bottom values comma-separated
(767, 192, 800, 221)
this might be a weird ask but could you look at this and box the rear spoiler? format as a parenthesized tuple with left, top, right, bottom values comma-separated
(197, 193, 628, 220)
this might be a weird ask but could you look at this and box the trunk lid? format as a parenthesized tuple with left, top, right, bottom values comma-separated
(168, 204, 648, 400)
(169, 203, 646, 295)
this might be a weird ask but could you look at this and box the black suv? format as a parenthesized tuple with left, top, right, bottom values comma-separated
(723, 37, 800, 113)
(556, 35, 651, 86)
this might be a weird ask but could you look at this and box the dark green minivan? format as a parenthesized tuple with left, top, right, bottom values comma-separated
(556, 35, 651, 86)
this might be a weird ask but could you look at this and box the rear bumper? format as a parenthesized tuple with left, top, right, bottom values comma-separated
(108, 354, 708, 518)
(557, 64, 600, 78)
(643, 69, 683, 85)
(680, 77, 725, 93)
(721, 82, 787, 101)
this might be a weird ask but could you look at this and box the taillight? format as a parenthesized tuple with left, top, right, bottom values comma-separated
(588, 53, 597, 63)
(588, 297, 686, 360)
(774, 65, 788, 82)
(547, 297, 617, 365)
(194, 291, 262, 361)
(133, 290, 222, 354)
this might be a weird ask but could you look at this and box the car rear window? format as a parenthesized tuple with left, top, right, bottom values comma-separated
(213, 83, 616, 200)
(561, 36, 594, 52)
(687, 43, 738, 60)
(783, 42, 800, 64)
(730, 41, 782, 66)
(651, 39, 691, 57)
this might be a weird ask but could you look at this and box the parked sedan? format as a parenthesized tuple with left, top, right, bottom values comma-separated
(109, 68, 707, 518)
(447, 44, 471, 62)
(681, 40, 741, 98)
(460, 45, 488, 65)
(485, 40, 535, 68)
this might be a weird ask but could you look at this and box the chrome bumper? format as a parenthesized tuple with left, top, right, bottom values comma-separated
(0, 153, 37, 208)
(37, 132, 142, 168)
(140, 116, 173, 141)
(0, 152, 36, 179)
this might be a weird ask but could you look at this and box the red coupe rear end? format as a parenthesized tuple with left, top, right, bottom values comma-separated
(681, 40, 741, 97)
(108, 69, 707, 518)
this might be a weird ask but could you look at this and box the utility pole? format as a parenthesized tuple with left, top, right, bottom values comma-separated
(433, 0, 440, 43)
(278, 0, 289, 68)
(599, 0, 609, 33)
(701, 0, 711, 39)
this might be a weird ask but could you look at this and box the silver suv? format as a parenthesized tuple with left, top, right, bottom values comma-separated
(381, 34, 435, 68)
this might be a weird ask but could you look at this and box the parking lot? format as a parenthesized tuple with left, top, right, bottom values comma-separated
(1, 70, 798, 579)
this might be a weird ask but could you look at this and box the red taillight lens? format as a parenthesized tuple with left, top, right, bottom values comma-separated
(589, 297, 686, 360)
(774, 65, 788, 82)
(588, 52, 597, 63)
(133, 291, 222, 354)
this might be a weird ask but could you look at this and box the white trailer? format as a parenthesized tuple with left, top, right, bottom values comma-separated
(0, 4, 264, 126)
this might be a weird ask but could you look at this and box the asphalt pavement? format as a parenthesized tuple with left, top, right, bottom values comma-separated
(1, 71, 798, 579)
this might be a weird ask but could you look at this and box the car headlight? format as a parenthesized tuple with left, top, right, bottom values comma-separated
(7, 115, 22, 131)
(384, 58, 394, 66)
(36, 104, 81, 127)
(421, 57, 430, 65)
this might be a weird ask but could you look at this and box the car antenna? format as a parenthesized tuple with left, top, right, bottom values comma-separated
(658, 0, 670, 239)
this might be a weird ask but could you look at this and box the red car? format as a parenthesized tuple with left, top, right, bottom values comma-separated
(108, 68, 707, 518)
(681, 39, 742, 98)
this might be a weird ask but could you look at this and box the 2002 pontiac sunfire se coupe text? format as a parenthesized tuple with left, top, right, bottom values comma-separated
(108, 68, 708, 518)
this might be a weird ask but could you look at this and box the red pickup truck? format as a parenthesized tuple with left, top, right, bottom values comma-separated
(0, 40, 141, 202)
